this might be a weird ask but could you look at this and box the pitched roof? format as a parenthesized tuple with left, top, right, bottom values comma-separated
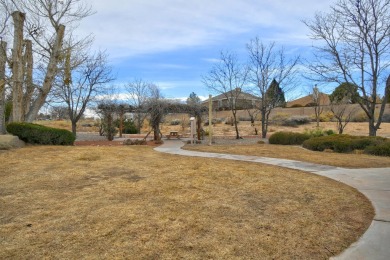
(202, 88, 259, 103)
(286, 93, 330, 107)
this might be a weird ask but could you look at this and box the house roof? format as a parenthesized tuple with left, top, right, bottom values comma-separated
(286, 93, 330, 107)
(202, 88, 260, 104)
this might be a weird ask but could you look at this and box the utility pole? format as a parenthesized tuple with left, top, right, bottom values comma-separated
(208, 94, 213, 145)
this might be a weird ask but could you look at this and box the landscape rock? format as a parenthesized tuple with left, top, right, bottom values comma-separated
(0, 135, 25, 149)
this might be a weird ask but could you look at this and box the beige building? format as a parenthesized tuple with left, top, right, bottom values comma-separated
(203, 88, 260, 110)
(286, 93, 330, 107)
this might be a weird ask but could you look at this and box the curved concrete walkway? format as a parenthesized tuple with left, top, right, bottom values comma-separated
(155, 139, 390, 260)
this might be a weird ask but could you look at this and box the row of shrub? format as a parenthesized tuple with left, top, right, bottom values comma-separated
(270, 131, 390, 156)
(282, 115, 311, 127)
(123, 139, 147, 145)
(269, 129, 335, 145)
(302, 134, 390, 155)
(6, 122, 75, 145)
(269, 132, 310, 145)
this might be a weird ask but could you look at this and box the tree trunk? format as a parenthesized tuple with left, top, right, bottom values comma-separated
(107, 113, 114, 141)
(232, 111, 240, 139)
(26, 24, 65, 122)
(0, 41, 7, 134)
(261, 109, 267, 138)
(373, 75, 390, 133)
(11, 11, 26, 123)
(196, 115, 201, 140)
(153, 124, 160, 141)
(119, 111, 123, 138)
(71, 120, 77, 135)
(22, 40, 33, 121)
(137, 112, 142, 134)
(336, 118, 343, 134)
(368, 117, 377, 136)
(316, 109, 320, 127)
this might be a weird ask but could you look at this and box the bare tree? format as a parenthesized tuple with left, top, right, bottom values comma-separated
(50, 105, 69, 120)
(304, 0, 390, 136)
(96, 101, 117, 141)
(52, 50, 113, 135)
(243, 103, 260, 134)
(0, 0, 94, 122)
(247, 38, 299, 138)
(186, 92, 206, 140)
(203, 51, 248, 139)
(94, 86, 121, 141)
(146, 85, 167, 141)
(126, 79, 151, 134)
(10, 11, 25, 122)
(0, 40, 6, 134)
(311, 85, 325, 127)
(329, 82, 360, 134)
(0, 3, 9, 133)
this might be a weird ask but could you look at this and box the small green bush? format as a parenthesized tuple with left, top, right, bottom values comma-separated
(123, 139, 147, 145)
(123, 120, 137, 134)
(282, 116, 311, 127)
(304, 128, 335, 138)
(319, 112, 334, 122)
(303, 134, 387, 153)
(364, 142, 390, 156)
(324, 129, 336, 136)
(269, 131, 311, 145)
(6, 122, 75, 145)
(115, 119, 137, 134)
(352, 111, 368, 122)
(271, 113, 290, 124)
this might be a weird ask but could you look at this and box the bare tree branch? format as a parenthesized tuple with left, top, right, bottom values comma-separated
(304, 0, 390, 136)
(203, 50, 248, 139)
(247, 38, 299, 138)
(52, 50, 114, 134)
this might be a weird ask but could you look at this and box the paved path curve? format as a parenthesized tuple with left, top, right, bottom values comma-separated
(155, 140, 390, 260)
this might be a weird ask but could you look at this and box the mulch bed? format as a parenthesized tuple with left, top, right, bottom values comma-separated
(74, 140, 160, 147)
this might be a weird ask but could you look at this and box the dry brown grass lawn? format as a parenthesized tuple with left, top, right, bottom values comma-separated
(184, 144, 390, 168)
(0, 146, 373, 259)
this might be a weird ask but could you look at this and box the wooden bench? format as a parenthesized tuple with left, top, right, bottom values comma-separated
(166, 131, 182, 139)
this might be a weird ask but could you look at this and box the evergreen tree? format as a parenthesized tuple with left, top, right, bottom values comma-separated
(329, 82, 359, 104)
(266, 79, 285, 108)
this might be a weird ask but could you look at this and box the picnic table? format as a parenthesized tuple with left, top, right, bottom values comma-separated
(166, 131, 182, 139)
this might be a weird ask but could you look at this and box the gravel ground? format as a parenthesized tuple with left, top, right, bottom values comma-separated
(75, 132, 267, 145)
(190, 136, 267, 145)
(75, 132, 108, 141)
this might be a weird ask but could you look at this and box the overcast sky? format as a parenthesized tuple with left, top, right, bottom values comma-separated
(76, 0, 334, 101)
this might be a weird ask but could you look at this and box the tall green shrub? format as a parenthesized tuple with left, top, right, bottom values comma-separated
(6, 122, 75, 145)
(303, 134, 387, 153)
(364, 142, 390, 157)
(269, 131, 310, 145)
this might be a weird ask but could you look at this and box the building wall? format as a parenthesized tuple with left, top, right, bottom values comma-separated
(166, 104, 390, 121)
